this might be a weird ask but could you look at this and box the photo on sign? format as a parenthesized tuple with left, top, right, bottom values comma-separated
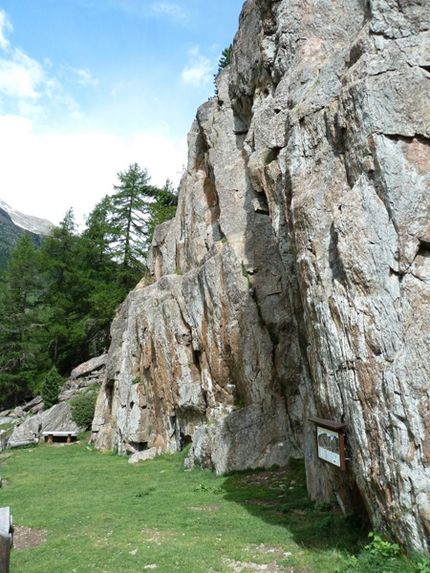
(317, 426, 341, 468)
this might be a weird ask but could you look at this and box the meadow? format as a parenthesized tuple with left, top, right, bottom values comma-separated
(0, 439, 427, 573)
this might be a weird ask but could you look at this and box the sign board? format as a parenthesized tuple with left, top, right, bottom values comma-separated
(308, 416, 347, 471)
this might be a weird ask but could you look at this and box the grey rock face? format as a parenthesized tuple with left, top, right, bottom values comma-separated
(128, 447, 162, 464)
(59, 355, 105, 402)
(231, 0, 429, 552)
(92, 0, 430, 552)
(8, 402, 84, 447)
(92, 68, 305, 469)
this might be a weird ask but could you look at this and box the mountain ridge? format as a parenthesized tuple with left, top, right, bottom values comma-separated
(0, 199, 53, 235)
(0, 199, 53, 269)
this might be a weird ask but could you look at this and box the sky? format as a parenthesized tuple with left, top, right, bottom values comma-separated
(0, 0, 244, 226)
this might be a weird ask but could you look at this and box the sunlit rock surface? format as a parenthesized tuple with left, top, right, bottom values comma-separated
(92, 0, 430, 551)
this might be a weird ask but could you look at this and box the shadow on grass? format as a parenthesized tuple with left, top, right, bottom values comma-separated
(219, 459, 369, 554)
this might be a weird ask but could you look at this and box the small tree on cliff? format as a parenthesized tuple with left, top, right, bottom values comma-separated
(214, 44, 233, 92)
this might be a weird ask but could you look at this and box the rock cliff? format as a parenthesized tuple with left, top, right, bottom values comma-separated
(91, 0, 430, 552)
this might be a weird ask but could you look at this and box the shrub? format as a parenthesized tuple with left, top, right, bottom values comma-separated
(41, 367, 64, 408)
(70, 389, 98, 429)
(365, 532, 400, 559)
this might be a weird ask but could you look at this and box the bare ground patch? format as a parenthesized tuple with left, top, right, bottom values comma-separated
(190, 504, 220, 512)
(13, 526, 47, 550)
(140, 528, 174, 543)
(219, 543, 310, 573)
(223, 558, 309, 572)
(239, 467, 293, 489)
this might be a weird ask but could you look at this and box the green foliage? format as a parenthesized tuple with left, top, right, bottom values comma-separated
(336, 531, 421, 573)
(70, 389, 98, 428)
(214, 43, 233, 92)
(41, 366, 64, 408)
(0, 164, 178, 401)
(0, 233, 47, 407)
(39, 208, 85, 371)
(146, 179, 178, 242)
(365, 531, 400, 558)
(416, 557, 430, 573)
(0, 211, 43, 271)
(193, 483, 224, 494)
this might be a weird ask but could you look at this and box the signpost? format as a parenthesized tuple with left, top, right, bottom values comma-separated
(308, 416, 347, 471)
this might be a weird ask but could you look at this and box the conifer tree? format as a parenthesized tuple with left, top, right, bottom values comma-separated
(39, 209, 85, 371)
(147, 179, 178, 242)
(0, 233, 44, 406)
(78, 195, 125, 355)
(108, 163, 158, 289)
(41, 366, 64, 408)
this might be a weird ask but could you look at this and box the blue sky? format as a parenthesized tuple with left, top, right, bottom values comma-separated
(0, 0, 244, 225)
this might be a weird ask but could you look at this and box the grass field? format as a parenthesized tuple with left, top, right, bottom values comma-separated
(0, 439, 427, 573)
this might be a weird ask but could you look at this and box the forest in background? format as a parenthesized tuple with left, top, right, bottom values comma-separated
(0, 163, 177, 409)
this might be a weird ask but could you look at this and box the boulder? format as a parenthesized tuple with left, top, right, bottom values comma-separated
(128, 448, 162, 464)
(70, 354, 107, 380)
(59, 356, 106, 402)
(8, 402, 84, 447)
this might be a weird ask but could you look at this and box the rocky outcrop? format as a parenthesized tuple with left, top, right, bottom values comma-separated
(8, 402, 83, 448)
(59, 354, 106, 402)
(3, 356, 104, 447)
(91, 0, 430, 552)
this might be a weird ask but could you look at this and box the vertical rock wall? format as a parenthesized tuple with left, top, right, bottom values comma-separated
(92, 0, 430, 552)
(92, 67, 305, 473)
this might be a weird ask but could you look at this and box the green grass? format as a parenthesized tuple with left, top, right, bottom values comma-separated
(0, 441, 427, 573)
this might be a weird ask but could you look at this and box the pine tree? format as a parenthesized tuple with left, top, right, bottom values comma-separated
(0, 233, 45, 406)
(39, 209, 86, 372)
(41, 366, 64, 409)
(78, 195, 126, 355)
(147, 179, 178, 242)
(214, 44, 233, 93)
(108, 163, 158, 288)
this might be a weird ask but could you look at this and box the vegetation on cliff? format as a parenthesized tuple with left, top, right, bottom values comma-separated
(0, 164, 177, 409)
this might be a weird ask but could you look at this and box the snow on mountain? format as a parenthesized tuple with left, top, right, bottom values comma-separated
(0, 199, 53, 235)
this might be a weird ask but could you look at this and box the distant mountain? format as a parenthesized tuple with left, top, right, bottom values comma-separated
(0, 199, 54, 270)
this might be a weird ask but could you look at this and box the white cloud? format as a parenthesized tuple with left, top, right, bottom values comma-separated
(0, 10, 97, 124)
(0, 10, 12, 52)
(0, 115, 187, 227)
(105, 0, 186, 20)
(74, 67, 98, 86)
(181, 46, 214, 88)
(150, 2, 186, 20)
(0, 49, 45, 99)
(0, 9, 188, 228)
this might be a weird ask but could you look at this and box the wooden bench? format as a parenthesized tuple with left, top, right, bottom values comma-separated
(42, 431, 78, 444)
(0, 506, 13, 573)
